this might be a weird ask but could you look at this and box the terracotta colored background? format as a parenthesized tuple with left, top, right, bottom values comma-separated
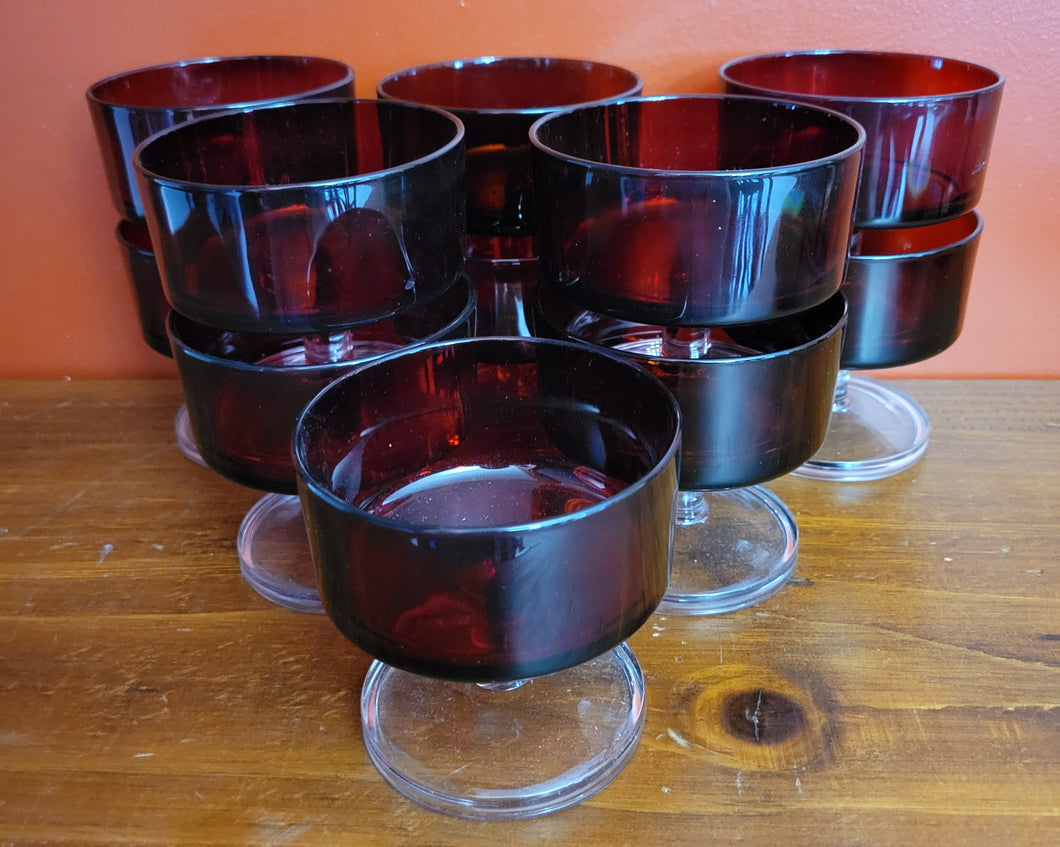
(1, 0, 1057, 379)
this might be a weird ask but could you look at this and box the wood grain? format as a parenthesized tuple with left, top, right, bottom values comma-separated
(0, 379, 1056, 845)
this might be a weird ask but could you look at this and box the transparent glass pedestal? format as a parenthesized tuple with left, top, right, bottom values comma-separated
(656, 486, 799, 615)
(793, 370, 929, 482)
(361, 643, 645, 820)
(237, 492, 323, 614)
(173, 404, 206, 467)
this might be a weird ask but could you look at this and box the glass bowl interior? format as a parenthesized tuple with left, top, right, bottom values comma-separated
(719, 50, 1001, 101)
(377, 56, 642, 114)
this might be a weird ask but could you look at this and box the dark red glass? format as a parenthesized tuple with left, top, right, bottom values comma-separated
(115, 219, 170, 356)
(720, 50, 1003, 228)
(87, 55, 355, 222)
(532, 283, 846, 489)
(840, 211, 981, 369)
(530, 95, 863, 326)
(294, 337, 680, 682)
(135, 99, 465, 334)
(378, 57, 642, 243)
(168, 276, 476, 494)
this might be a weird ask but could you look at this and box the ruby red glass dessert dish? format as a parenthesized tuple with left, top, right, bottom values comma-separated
(293, 336, 681, 820)
(295, 336, 680, 682)
(840, 211, 982, 369)
(135, 98, 465, 334)
(88, 55, 354, 222)
(168, 276, 477, 494)
(378, 56, 642, 242)
(530, 94, 864, 327)
(167, 276, 476, 615)
(533, 285, 847, 491)
(720, 50, 1003, 228)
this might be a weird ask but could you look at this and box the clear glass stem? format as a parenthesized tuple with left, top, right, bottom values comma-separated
(303, 329, 357, 365)
(676, 490, 710, 526)
(832, 369, 852, 413)
(661, 326, 712, 359)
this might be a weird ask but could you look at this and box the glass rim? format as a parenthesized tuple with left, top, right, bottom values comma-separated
(719, 49, 1005, 104)
(529, 93, 866, 177)
(293, 335, 683, 536)
(376, 55, 644, 115)
(86, 54, 355, 111)
(132, 97, 465, 192)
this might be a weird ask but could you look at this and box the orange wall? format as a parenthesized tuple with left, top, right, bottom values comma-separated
(2, 0, 1057, 379)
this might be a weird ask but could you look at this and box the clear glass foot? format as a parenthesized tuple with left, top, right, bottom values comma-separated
(361, 643, 645, 820)
(655, 486, 799, 615)
(173, 404, 206, 467)
(793, 371, 930, 482)
(236, 492, 323, 614)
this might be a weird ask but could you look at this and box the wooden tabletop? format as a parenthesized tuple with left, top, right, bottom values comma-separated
(1, 378, 1056, 845)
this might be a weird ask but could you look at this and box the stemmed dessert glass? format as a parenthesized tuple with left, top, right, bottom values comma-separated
(135, 97, 466, 612)
(167, 276, 475, 613)
(721, 50, 1004, 480)
(794, 211, 983, 479)
(294, 336, 681, 819)
(533, 286, 846, 613)
(87, 55, 355, 463)
(529, 94, 862, 613)
(377, 56, 642, 336)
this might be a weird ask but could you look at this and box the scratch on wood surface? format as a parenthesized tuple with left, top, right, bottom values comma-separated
(254, 815, 316, 845)
(667, 728, 693, 749)
(97, 542, 114, 563)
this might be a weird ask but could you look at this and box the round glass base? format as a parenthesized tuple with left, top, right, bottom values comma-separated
(361, 643, 645, 821)
(173, 404, 206, 467)
(792, 372, 930, 482)
(236, 492, 323, 614)
(655, 485, 799, 616)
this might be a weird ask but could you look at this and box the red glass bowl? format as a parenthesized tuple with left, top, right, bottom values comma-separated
(115, 219, 170, 357)
(378, 57, 642, 245)
(135, 98, 465, 334)
(533, 283, 846, 489)
(530, 95, 863, 326)
(720, 50, 1003, 228)
(88, 55, 354, 222)
(293, 337, 680, 682)
(168, 275, 476, 494)
(841, 211, 982, 369)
